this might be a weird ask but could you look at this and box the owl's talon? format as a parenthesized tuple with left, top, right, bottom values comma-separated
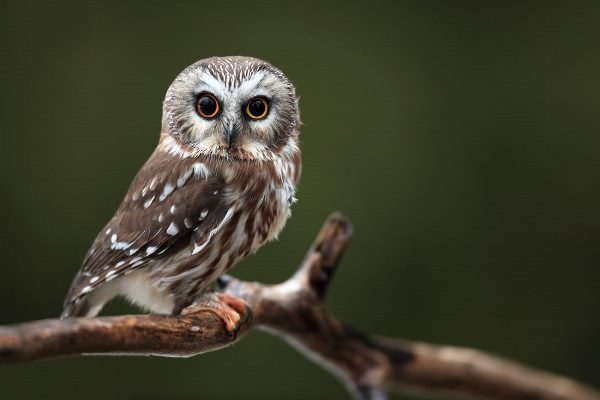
(183, 292, 250, 333)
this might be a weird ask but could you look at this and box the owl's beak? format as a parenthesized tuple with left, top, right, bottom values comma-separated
(224, 123, 237, 149)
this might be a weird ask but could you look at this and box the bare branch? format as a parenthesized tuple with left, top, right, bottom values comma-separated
(0, 308, 251, 362)
(0, 213, 598, 400)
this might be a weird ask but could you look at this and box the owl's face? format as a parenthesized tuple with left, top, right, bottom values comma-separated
(162, 56, 300, 160)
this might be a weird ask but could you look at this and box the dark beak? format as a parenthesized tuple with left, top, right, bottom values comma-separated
(224, 123, 237, 149)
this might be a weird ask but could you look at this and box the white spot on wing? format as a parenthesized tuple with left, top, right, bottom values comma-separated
(149, 177, 158, 190)
(104, 270, 118, 282)
(111, 234, 117, 243)
(166, 222, 179, 236)
(170, 204, 177, 214)
(200, 209, 208, 219)
(177, 168, 194, 188)
(112, 241, 133, 250)
(146, 246, 157, 255)
(192, 207, 235, 255)
(191, 240, 209, 255)
(193, 163, 210, 179)
(144, 195, 155, 209)
(90, 276, 99, 284)
(159, 183, 174, 201)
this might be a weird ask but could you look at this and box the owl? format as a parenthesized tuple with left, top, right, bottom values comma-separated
(61, 56, 301, 330)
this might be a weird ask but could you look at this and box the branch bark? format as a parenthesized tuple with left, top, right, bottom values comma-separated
(0, 213, 598, 400)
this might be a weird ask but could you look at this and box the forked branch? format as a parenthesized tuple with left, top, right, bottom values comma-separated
(0, 213, 598, 400)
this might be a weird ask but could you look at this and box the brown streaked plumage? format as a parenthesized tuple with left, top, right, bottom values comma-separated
(62, 56, 301, 325)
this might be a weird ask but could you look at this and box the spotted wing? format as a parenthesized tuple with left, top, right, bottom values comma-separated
(62, 149, 230, 315)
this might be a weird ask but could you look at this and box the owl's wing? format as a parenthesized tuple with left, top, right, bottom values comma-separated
(62, 149, 232, 316)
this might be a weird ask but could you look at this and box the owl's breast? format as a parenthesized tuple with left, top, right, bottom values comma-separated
(249, 156, 298, 247)
(263, 182, 294, 243)
(143, 152, 299, 303)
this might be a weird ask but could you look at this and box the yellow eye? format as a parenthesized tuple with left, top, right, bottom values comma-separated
(196, 93, 220, 119)
(245, 97, 269, 120)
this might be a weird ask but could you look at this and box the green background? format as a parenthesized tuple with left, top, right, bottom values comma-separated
(1, 1, 599, 399)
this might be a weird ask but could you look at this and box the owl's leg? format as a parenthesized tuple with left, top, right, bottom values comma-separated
(179, 292, 249, 332)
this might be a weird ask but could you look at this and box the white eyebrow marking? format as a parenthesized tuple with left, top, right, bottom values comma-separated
(200, 72, 227, 99)
(237, 71, 265, 95)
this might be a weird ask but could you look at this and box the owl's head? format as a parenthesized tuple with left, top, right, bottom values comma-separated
(161, 56, 300, 160)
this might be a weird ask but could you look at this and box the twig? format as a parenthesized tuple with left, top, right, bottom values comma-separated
(0, 213, 598, 400)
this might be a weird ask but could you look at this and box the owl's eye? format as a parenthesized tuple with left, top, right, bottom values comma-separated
(196, 93, 220, 119)
(245, 97, 269, 120)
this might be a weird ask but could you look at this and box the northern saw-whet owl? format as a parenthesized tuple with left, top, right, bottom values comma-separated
(62, 56, 301, 329)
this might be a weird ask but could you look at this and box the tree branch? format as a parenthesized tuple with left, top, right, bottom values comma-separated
(0, 213, 598, 400)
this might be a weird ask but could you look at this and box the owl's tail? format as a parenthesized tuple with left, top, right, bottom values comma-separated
(61, 297, 102, 319)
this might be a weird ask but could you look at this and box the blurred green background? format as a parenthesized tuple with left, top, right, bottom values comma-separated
(1, 1, 599, 399)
